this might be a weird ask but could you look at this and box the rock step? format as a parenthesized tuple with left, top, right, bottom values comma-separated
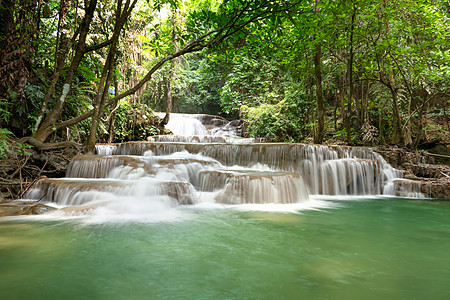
(26, 178, 195, 206)
(196, 169, 309, 204)
(147, 135, 258, 144)
(67, 154, 220, 179)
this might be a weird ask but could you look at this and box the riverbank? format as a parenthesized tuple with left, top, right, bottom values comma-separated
(0, 146, 79, 201)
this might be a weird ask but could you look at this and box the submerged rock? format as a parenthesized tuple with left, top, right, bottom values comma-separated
(18, 203, 57, 215)
(0, 201, 27, 216)
(0, 201, 57, 216)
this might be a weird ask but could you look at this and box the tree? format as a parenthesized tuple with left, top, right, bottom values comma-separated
(31, 0, 304, 150)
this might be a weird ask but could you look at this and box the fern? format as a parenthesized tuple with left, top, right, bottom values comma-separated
(0, 128, 13, 159)
(0, 99, 12, 125)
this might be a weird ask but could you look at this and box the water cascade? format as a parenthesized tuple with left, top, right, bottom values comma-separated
(156, 113, 252, 141)
(26, 114, 417, 214)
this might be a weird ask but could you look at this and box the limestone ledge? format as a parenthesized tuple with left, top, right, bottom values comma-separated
(374, 145, 450, 200)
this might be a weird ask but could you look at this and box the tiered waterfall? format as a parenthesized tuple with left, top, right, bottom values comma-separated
(26, 114, 419, 211)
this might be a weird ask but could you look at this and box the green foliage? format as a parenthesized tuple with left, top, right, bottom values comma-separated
(332, 128, 360, 145)
(14, 141, 32, 157)
(22, 83, 45, 130)
(64, 80, 95, 116)
(219, 55, 285, 114)
(173, 53, 224, 114)
(0, 99, 12, 126)
(113, 100, 159, 142)
(0, 128, 32, 159)
(1, 0, 449, 147)
(241, 97, 307, 142)
(0, 128, 13, 159)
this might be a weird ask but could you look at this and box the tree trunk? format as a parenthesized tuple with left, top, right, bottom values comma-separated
(346, 4, 357, 145)
(383, 0, 403, 145)
(340, 71, 346, 131)
(314, 44, 325, 144)
(162, 8, 179, 125)
(32, 0, 98, 142)
(389, 86, 403, 144)
(85, 0, 138, 153)
(33, 0, 72, 132)
(108, 73, 119, 143)
(378, 107, 386, 144)
(357, 76, 363, 127)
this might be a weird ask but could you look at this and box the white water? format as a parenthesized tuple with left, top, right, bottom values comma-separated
(166, 116, 208, 136)
(159, 113, 242, 138)
(24, 113, 422, 222)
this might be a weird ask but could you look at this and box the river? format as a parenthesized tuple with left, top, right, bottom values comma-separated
(1, 198, 450, 299)
(1, 114, 447, 299)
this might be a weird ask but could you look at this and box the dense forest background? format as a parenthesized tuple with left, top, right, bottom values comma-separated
(0, 0, 449, 155)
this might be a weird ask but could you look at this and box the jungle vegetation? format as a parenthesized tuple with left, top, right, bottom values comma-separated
(0, 0, 449, 154)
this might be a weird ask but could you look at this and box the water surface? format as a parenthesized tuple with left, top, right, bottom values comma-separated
(1, 198, 450, 300)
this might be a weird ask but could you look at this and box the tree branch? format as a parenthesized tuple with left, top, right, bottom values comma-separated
(53, 0, 303, 132)
(85, 39, 113, 52)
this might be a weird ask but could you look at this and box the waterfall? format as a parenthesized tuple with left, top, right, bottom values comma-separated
(94, 142, 399, 196)
(165, 115, 208, 136)
(158, 113, 243, 138)
(26, 113, 419, 214)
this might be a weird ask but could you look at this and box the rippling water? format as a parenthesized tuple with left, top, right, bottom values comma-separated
(1, 197, 450, 300)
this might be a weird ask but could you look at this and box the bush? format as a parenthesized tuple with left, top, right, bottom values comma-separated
(0, 128, 31, 159)
(113, 101, 159, 142)
(241, 98, 306, 142)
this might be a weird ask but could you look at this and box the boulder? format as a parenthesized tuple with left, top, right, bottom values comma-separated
(0, 201, 57, 217)
(420, 178, 450, 199)
(403, 163, 450, 179)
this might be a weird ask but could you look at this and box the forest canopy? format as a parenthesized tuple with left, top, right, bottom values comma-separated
(0, 0, 449, 151)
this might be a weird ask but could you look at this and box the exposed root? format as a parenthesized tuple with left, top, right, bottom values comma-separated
(19, 136, 82, 151)
(1, 139, 80, 201)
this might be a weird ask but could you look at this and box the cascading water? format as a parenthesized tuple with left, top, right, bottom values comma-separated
(163, 114, 208, 136)
(157, 113, 244, 138)
(25, 113, 419, 218)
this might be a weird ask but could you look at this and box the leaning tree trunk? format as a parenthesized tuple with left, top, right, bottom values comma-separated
(33, 0, 72, 132)
(85, 0, 138, 153)
(32, 0, 98, 143)
(85, 52, 115, 152)
(107, 73, 119, 143)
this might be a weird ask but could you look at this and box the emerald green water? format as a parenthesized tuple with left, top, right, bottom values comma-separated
(1, 198, 450, 300)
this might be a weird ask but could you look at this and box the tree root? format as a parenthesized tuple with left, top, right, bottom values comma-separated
(422, 151, 450, 159)
(19, 136, 82, 151)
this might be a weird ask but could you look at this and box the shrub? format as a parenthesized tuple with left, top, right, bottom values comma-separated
(113, 101, 159, 142)
(241, 98, 306, 142)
